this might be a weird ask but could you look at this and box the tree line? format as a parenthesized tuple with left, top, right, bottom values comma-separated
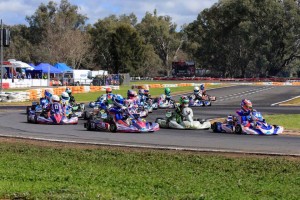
(3, 0, 300, 78)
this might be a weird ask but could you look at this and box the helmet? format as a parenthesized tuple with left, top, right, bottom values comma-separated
(179, 96, 189, 107)
(66, 87, 72, 95)
(106, 87, 112, 94)
(144, 89, 149, 95)
(113, 94, 124, 108)
(127, 90, 137, 99)
(194, 86, 200, 94)
(241, 99, 253, 112)
(61, 92, 70, 101)
(138, 89, 145, 95)
(51, 95, 60, 103)
(44, 89, 53, 100)
(200, 84, 205, 90)
(89, 101, 96, 108)
(164, 88, 171, 95)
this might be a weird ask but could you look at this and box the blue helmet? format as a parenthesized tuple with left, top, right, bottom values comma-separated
(113, 94, 124, 108)
(44, 89, 53, 100)
(200, 84, 205, 90)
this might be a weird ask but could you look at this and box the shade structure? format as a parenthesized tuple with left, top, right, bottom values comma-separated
(34, 63, 62, 73)
(53, 63, 73, 72)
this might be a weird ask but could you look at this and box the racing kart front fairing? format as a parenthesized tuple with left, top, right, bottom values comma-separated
(27, 110, 78, 125)
(211, 112, 284, 135)
(155, 107, 211, 130)
(70, 103, 85, 117)
(157, 98, 175, 109)
(188, 94, 215, 107)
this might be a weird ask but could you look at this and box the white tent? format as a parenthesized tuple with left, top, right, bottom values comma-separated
(8, 59, 34, 70)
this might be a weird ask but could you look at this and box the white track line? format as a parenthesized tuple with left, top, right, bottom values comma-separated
(271, 95, 300, 106)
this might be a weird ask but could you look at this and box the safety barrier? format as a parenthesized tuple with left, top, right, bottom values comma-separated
(1, 82, 300, 102)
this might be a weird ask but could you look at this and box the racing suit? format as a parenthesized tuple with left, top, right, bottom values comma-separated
(42, 102, 65, 118)
(69, 94, 76, 105)
(108, 106, 128, 122)
(236, 109, 255, 128)
(190, 93, 203, 101)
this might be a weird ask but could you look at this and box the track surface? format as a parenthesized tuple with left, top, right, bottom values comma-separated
(0, 85, 299, 156)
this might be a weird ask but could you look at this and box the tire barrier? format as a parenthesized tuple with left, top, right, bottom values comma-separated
(0, 91, 30, 102)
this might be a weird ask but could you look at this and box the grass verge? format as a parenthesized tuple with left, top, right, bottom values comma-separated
(0, 140, 299, 199)
(280, 97, 300, 106)
(264, 114, 300, 130)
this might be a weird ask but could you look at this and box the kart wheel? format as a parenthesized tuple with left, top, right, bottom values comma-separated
(86, 112, 91, 120)
(155, 117, 163, 123)
(27, 115, 30, 123)
(26, 106, 31, 114)
(34, 114, 38, 124)
(211, 122, 218, 132)
(86, 121, 92, 131)
(235, 124, 243, 134)
(109, 123, 117, 133)
(83, 111, 89, 120)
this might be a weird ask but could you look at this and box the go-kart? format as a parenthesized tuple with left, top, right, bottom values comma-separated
(188, 94, 216, 107)
(155, 106, 211, 130)
(84, 108, 159, 133)
(26, 98, 48, 114)
(70, 102, 85, 117)
(156, 98, 175, 109)
(27, 109, 78, 125)
(211, 111, 284, 135)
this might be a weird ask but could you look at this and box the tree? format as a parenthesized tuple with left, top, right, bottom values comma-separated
(89, 14, 139, 72)
(184, 0, 300, 77)
(25, 0, 90, 67)
(136, 10, 180, 76)
(110, 25, 146, 75)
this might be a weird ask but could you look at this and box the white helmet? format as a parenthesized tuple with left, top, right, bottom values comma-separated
(61, 92, 70, 101)
(66, 87, 72, 95)
(51, 95, 60, 102)
(194, 86, 200, 94)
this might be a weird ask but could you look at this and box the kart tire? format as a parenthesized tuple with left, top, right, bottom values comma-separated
(27, 114, 30, 123)
(109, 123, 117, 133)
(86, 112, 91, 120)
(211, 122, 218, 132)
(34, 114, 38, 124)
(83, 111, 89, 120)
(26, 106, 31, 114)
(86, 121, 92, 131)
(235, 124, 243, 134)
(155, 117, 163, 123)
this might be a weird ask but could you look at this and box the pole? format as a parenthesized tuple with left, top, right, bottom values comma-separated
(0, 19, 3, 92)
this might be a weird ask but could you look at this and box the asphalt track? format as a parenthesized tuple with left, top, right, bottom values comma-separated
(0, 85, 299, 156)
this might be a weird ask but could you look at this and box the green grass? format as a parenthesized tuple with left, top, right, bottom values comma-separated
(0, 142, 299, 199)
(280, 97, 300, 105)
(73, 86, 194, 102)
(264, 114, 300, 130)
(73, 85, 223, 102)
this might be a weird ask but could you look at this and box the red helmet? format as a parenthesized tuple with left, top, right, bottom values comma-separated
(241, 99, 253, 112)
(106, 87, 112, 94)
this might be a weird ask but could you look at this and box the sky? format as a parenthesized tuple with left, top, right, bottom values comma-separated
(0, 0, 218, 28)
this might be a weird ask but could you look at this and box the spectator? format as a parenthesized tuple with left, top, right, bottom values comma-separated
(27, 73, 32, 79)
(4, 72, 8, 79)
